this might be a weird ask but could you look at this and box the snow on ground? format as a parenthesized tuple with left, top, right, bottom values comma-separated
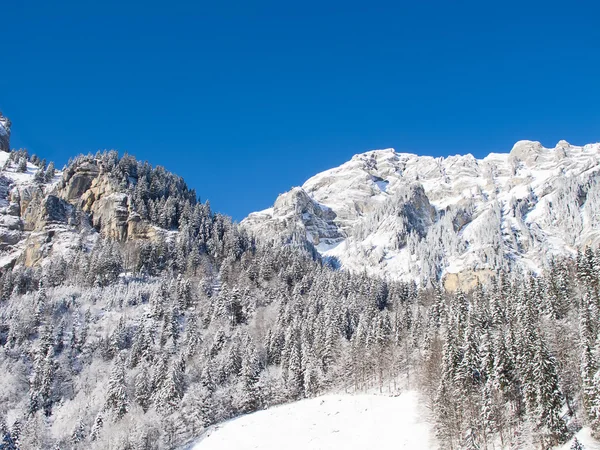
(0, 150, 62, 187)
(559, 427, 600, 449)
(190, 392, 436, 450)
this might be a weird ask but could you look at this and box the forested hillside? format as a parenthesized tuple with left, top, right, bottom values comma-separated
(0, 147, 600, 449)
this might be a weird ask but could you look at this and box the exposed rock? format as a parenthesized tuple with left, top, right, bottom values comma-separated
(22, 233, 51, 267)
(0, 112, 10, 152)
(16, 185, 46, 226)
(91, 192, 129, 240)
(58, 166, 134, 240)
(63, 161, 100, 201)
(443, 269, 495, 292)
(127, 214, 166, 240)
(0, 150, 171, 268)
(245, 187, 342, 247)
(0, 229, 22, 249)
(0, 215, 23, 231)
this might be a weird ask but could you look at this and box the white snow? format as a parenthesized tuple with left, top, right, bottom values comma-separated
(191, 392, 436, 450)
(558, 427, 600, 449)
(244, 141, 600, 285)
(0, 152, 62, 188)
(0, 150, 10, 166)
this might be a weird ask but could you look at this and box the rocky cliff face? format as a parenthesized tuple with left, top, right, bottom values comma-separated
(0, 151, 167, 269)
(244, 142, 600, 289)
(57, 160, 162, 241)
(0, 113, 10, 152)
(244, 187, 342, 247)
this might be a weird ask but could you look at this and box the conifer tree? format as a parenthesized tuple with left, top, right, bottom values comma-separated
(571, 437, 585, 449)
(135, 363, 152, 413)
(0, 417, 17, 450)
(239, 338, 262, 412)
(70, 419, 86, 445)
(157, 354, 186, 413)
(105, 355, 128, 419)
(89, 413, 103, 442)
(532, 332, 568, 447)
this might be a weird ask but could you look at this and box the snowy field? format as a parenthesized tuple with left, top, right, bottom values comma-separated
(190, 392, 436, 450)
(189, 391, 600, 450)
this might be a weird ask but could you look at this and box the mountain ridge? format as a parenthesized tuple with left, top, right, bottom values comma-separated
(243, 141, 600, 289)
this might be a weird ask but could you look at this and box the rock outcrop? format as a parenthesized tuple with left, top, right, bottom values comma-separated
(0, 149, 168, 268)
(0, 113, 10, 152)
(244, 187, 342, 247)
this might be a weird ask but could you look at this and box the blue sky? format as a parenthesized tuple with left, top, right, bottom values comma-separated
(2, 1, 599, 220)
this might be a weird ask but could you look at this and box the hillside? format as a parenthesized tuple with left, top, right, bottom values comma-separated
(190, 392, 436, 450)
(244, 143, 600, 289)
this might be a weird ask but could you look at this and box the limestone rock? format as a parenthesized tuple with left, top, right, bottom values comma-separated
(0, 113, 10, 152)
(443, 270, 495, 292)
(63, 161, 100, 201)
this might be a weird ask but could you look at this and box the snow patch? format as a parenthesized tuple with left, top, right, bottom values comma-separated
(191, 392, 436, 450)
(558, 427, 600, 449)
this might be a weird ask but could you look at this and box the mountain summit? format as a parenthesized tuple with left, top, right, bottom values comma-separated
(243, 142, 600, 289)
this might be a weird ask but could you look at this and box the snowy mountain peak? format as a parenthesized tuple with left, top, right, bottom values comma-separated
(244, 141, 600, 289)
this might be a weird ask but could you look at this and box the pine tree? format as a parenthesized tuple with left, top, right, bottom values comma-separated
(44, 162, 55, 182)
(70, 419, 86, 445)
(580, 298, 597, 422)
(89, 413, 103, 441)
(157, 355, 186, 413)
(17, 157, 27, 173)
(571, 437, 585, 450)
(34, 168, 45, 184)
(39, 347, 56, 416)
(135, 363, 152, 413)
(0, 417, 17, 450)
(238, 338, 261, 413)
(590, 371, 600, 438)
(456, 311, 481, 393)
(480, 380, 497, 447)
(532, 333, 568, 447)
(105, 355, 128, 419)
(286, 334, 304, 399)
(434, 377, 458, 448)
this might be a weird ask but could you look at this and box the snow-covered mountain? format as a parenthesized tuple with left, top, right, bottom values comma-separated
(243, 141, 600, 289)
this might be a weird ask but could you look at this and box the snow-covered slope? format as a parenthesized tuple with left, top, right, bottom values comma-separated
(244, 141, 600, 288)
(191, 392, 436, 450)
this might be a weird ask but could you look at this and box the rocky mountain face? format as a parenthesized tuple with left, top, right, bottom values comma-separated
(243, 141, 600, 289)
(0, 149, 170, 269)
(0, 113, 10, 152)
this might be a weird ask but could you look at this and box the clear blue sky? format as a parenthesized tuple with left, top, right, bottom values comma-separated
(2, 1, 599, 220)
